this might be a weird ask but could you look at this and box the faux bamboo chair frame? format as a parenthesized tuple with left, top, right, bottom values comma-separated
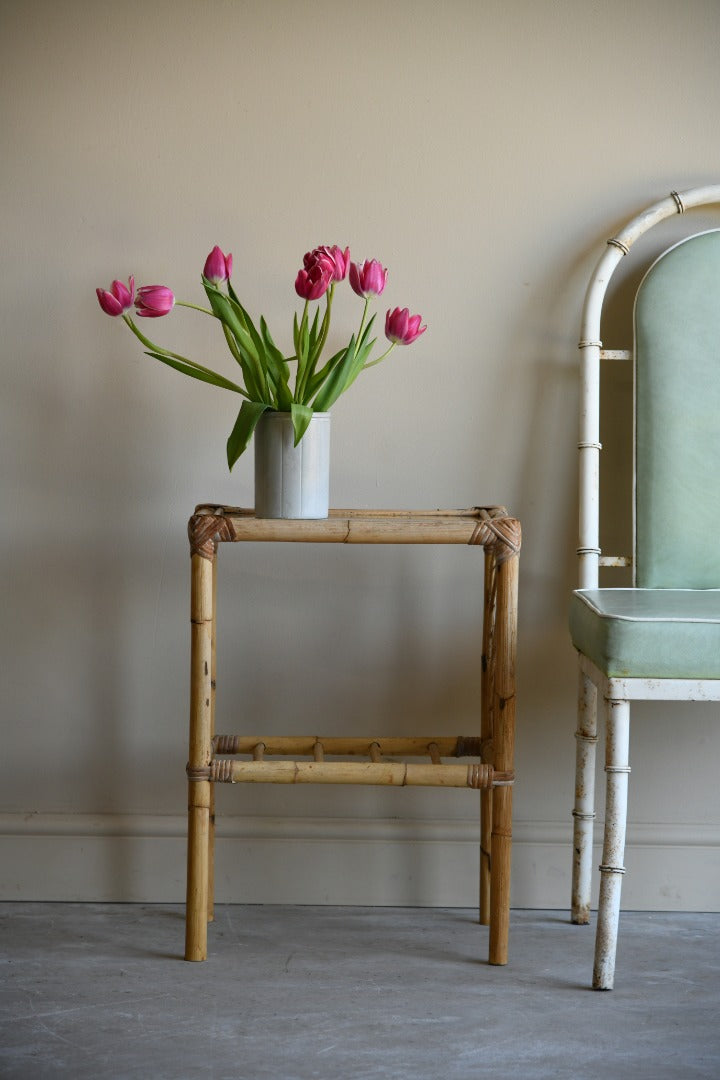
(185, 505, 521, 965)
(572, 184, 720, 989)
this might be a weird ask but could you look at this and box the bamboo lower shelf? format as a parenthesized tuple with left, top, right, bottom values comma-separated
(184, 506, 521, 966)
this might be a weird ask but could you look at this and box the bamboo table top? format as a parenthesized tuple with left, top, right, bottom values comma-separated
(188, 505, 521, 556)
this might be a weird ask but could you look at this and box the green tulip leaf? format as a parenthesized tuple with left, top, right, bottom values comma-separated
(357, 313, 377, 351)
(308, 306, 321, 351)
(260, 317, 292, 410)
(305, 345, 348, 399)
(225, 277, 246, 312)
(144, 351, 248, 396)
(290, 402, 313, 446)
(311, 336, 357, 413)
(203, 280, 269, 402)
(226, 400, 269, 470)
(292, 311, 301, 356)
(344, 336, 377, 393)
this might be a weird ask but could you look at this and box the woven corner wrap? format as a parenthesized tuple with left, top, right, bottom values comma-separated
(467, 763, 496, 788)
(455, 736, 483, 757)
(188, 510, 237, 560)
(466, 764, 515, 788)
(468, 511, 521, 563)
(186, 764, 210, 782)
(213, 734, 239, 755)
(186, 761, 234, 782)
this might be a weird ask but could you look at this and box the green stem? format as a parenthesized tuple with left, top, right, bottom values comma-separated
(124, 312, 209, 364)
(356, 297, 370, 348)
(294, 299, 310, 396)
(123, 314, 163, 352)
(298, 287, 334, 404)
(221, 322, 245, 366)
(301, 299, 309, 352)
(315, 284, 334, 358)
(363, 341, 396, 369)
(176, 301, 217, 316)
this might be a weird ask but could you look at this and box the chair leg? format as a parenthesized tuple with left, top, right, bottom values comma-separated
(571, 668, 598, 924)
(592, 697, 630, 990)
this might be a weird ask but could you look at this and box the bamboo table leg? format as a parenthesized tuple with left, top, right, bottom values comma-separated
(185, 551, 215, 961)
(479, 548, 497, 925)
(207, 553, 217, 923)
(488, 547, 518, 966)
(480, 789, 492, 925)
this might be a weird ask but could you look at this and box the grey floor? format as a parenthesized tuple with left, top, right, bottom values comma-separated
(1, 905, 719, 1080)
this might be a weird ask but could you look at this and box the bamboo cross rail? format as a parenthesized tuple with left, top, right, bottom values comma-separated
(190, 735, 515, 787)
(212, 735, 483, 756)
(188, 759, 513, 788)
(184, 506, 520, 970)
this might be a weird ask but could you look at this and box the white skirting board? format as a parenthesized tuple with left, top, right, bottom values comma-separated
(1, 814, 719, 910)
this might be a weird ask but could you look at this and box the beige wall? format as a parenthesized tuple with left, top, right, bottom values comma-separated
(2, 0, 720, 908)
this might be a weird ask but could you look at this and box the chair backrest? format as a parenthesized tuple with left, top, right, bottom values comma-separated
(576, 185, 720, 590)
(634, 230, 720, 588)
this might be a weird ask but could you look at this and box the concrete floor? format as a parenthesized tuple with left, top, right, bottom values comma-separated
(1, 905, 719, 1080)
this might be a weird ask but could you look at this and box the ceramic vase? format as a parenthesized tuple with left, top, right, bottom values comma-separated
(254, 410, 330, 519)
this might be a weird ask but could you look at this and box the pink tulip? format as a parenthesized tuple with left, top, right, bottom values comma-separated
(304, 245, 350, 282)
(295, 260, 332, 301)
(96, 275, 135, 317)
(303, 248, 334, 276)
(203, 245, 233, 284)
(135, 285, 175, 318)
(349, 259, 388, 298)
(385, 307, 426, 345)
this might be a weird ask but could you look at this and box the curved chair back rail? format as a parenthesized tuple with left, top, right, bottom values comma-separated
(577, 185, 720, 589)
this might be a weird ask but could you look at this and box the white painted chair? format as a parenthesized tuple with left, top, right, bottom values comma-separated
(569, 185, 720, 989)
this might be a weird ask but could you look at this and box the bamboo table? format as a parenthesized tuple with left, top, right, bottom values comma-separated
(185, 506, 521, 964)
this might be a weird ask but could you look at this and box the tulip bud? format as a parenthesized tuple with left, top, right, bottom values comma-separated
(135, 285, 175, 318)
(349, 259, 388, 298)
(385, 307, 426, 345)
(203, 245, 233, 284)
(96, 276, 135, 317)
(295, 260, 332, 301)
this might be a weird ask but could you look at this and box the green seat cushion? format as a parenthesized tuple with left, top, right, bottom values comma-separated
(569, 588, 720, 678)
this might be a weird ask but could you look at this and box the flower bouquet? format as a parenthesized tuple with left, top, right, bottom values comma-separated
(97, 244, 426, 470)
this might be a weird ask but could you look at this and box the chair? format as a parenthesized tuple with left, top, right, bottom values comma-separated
(569, 185, 720, 989)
